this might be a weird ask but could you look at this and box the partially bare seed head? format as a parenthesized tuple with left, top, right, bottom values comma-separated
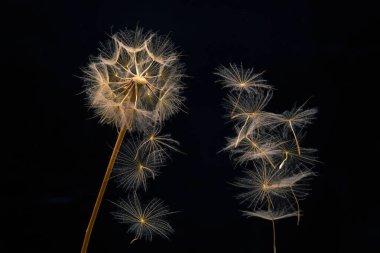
(83, 28, 185, 131)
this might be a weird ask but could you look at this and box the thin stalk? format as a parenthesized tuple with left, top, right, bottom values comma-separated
(288, 120, 301, 155)
(272, 220, 276, 253)
(81, 126, 128, 253)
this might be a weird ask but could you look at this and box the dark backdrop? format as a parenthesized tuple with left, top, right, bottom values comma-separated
(3, 0, 378, 252)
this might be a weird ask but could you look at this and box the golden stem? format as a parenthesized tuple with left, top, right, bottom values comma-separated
(288, 120, 301, 155)
(291, 186, 301, 225)
(272, 220, 277, 253)
(81, 126, 128, 253)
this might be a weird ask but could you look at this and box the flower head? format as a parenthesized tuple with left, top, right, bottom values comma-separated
(83, 28, 185, 131)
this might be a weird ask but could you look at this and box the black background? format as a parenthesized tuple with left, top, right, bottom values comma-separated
(3, 0, 378, 252)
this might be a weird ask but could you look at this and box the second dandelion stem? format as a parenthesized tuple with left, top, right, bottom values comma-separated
(272, 220, 276, 253)
(81, 126, 128, 253)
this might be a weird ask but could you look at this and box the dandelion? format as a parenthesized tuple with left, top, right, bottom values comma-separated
(112, 193, 175, 243)
(81, 28, 185, 253)
(83, 28, 185, 131)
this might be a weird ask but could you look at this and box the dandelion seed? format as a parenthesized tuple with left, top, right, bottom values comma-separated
(234, 165, 298, 208)
(114, 137, 164, 191)
(234, 164, 313, 221)
(215, 63, 271, 92)
(135, 128, 182, 163)
(215, 63, 272, 118)
(112, 193, 175, 243)
(270, 105, 317, 155)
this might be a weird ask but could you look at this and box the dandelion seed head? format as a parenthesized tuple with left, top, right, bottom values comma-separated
(83, 28, 185, 131)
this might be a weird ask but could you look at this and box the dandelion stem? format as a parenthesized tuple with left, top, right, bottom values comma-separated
(81, 126, 128, 253)
(272, 220, 277, 253)
(288, 120, 301, 155)
(291, 186, 301, 225)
